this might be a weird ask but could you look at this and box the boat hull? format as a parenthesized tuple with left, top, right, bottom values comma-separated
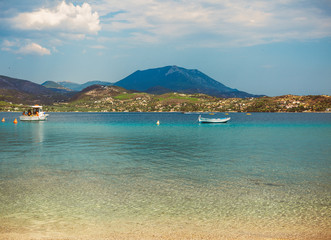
(19, 115, 48, 121)
(198, 116, 230, 123)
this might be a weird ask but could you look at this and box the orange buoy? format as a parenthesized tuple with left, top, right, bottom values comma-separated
(1, 117, 4, 122)
(13, 118, 18, 124)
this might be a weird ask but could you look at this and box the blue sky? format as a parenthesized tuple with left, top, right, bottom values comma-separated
(0, 0, 330, 96)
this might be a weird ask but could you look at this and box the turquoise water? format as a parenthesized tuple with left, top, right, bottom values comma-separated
(0, 112, 330, 238)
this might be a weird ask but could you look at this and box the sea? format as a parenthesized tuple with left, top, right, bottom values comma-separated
(0, 112, 330, 239)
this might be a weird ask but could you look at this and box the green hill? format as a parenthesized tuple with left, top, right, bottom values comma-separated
(43, 85, 331, 113)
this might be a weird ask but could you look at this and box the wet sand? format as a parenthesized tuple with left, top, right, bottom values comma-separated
(1, 218, 330, 240)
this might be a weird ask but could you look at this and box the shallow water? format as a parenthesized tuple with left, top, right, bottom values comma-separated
(0, 112, 330, 239)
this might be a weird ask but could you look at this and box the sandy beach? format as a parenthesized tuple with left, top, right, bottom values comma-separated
(1, 218, 330, 240)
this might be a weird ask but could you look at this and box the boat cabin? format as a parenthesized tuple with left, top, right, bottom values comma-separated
(23, 105, 43, 116)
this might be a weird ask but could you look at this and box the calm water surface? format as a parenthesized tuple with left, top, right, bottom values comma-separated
(0, 112, 330, 238)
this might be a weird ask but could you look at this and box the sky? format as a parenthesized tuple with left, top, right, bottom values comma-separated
(0, 0, 330, 96)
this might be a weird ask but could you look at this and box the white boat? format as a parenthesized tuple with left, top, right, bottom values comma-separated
(198, 115, 230, 123)
(183, 112, 204, 114)
(19, 105, 49, 121)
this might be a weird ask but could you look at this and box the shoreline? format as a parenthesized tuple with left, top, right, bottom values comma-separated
(1, 94, 330, 113)
(1, 110, 331, 113)
(1, 219, 330, 240)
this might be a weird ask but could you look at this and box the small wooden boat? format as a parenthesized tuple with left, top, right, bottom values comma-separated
(198, 115, 230, 123)
(20, 105, 49, 121)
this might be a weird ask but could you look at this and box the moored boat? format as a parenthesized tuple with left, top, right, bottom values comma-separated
(20, 105, 49, 121)
(198, 115, 230, 123)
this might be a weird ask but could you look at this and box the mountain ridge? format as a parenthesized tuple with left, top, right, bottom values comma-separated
(42, 81, 72, 93)
(0, 66, 262, 105)
(58, 81, 113, 91)
(0, 75, 330, 112)
(114, 65, 261, 98)
(0, 75, 69, 104)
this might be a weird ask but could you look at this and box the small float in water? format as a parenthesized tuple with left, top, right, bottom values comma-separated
(198, 115, 230, 123)
(20, 105, 49, 121)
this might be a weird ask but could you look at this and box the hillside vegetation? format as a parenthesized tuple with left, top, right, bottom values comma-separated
(1, 85, 330, 113)
(40, 86, 331, 113)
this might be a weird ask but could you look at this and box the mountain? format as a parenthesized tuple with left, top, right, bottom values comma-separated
(57, 81, 82, 91)
(114, 66, 262, 98)
(42, 81, 72, 93)
(58, 81, 113, 91)
(80, 81, 113, 90)
(70, 85, 130, 102)
(0, 75, 69, 104)
(0, 75, 54, 95)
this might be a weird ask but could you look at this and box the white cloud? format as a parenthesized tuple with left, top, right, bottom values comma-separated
(3, 0, 331, 50)
(59, 33, 86, 40)
(2, 40, 16, 48)
(1, 40, 50, 55)
(17, 43, 51, 55)
(1, 40, 17, 51)
(10, 1, 101, 35)
(96, 0, 331, 47)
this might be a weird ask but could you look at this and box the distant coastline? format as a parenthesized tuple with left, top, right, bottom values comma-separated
(1, 93, 330, 113)
(1, 73, 330, 114)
